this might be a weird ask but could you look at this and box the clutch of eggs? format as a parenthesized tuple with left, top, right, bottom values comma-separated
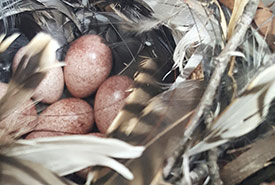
(21, 34, 132, 139)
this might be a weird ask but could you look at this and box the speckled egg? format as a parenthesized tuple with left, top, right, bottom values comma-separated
(13, 47, 64, 104)
(0, 82, 37, 133)
(25, 131, 67, 139)
(64, 34, 112, 98)
(94, 75, 133, 133)
(34, 98, 94, 134)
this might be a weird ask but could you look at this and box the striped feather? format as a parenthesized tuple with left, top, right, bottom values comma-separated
(96, 80, 205, 184)
(107, 29, 175, 135)
(107, 58, 163, 134)
(0, 32, 62, 143)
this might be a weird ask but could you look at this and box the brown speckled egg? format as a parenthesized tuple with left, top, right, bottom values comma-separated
(34, 98, 94, 134)
(64, 34, 112, 98)
(94, 75, 133, 133)
(13, 47, 64, 104)
(0, 82, 37, 133)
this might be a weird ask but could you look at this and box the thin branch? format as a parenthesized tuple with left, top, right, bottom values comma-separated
(184, 0, 259, 147)
(178, 163, 209, 185)
(164, 0, 260, 177)
(207, 148, 223, 185)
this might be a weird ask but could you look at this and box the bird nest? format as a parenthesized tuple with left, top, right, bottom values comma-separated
(0, 0, 274, 185)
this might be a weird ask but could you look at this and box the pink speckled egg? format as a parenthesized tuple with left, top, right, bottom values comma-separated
(34, 98, 94, 134)
(13, 47, 64, 104)
(0, 82, 37, 133)
(64, 34, 112, 98)
(94, 75, 133, 133)
(25, 131, 67, 139)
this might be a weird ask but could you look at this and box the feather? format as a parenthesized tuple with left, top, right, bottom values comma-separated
(0, 33, 20, 52)
(107, 58, 163, 134)
(3, 135, 145, 180)
(0, 33, 61, 119)
(104, 0, 225, 79)
(0, 32, 62, 143)
(0, 0, 81, 35)
(146, 0, 224, 77)
(104, 0, 153, 23)
(0, 154, 77, 185)
(187, 63, 275, 156)
(32, 0, 81, 31)
(108, 29, 175, 134)
(96, 80, 205, 184)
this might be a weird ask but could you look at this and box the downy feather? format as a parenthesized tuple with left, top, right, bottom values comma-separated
(112, 0, 224, 77)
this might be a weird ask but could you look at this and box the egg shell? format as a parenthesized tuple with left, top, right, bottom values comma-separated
(0, 82, 37, 133)
(25, 131, 67, 139)
(94, 75, 133, 133)
(34, 98, 94, 134)
(64, 34, 112, 98)
(13, 47, 64, 104)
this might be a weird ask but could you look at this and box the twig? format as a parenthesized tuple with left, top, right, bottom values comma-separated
(177, 163, 209, 185)
(163, 0, 259, 178)
(207, 148, 223, 185)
